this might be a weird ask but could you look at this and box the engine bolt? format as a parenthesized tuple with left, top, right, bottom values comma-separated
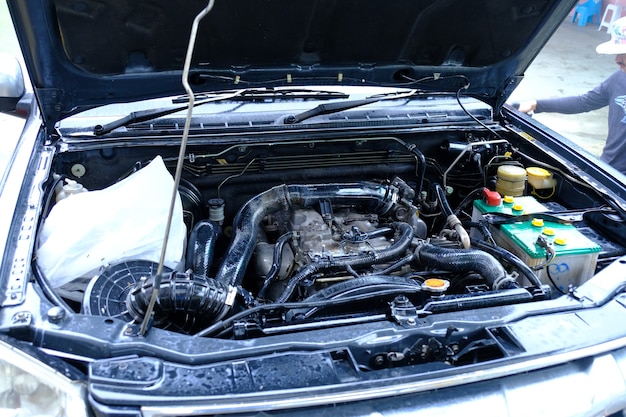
(47, 306, 65, 323)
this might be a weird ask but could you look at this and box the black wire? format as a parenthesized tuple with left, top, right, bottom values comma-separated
(35, 174, 66, 250)
(40, 175, 66, 218)
(31, 175, 75, 314)
(32, 262, 74, 314)
(546, 265, 567, 295)
(455, 84, 503, 140)
(453, 187, 486, 216)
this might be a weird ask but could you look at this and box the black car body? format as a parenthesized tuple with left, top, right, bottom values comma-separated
(2, 1, 626, 416)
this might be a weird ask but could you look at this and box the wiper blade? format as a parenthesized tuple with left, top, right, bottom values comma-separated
(172, 87, 349, 104)
(93, 89, 246, 135)
(284, 89, 418, 124)
(93, 88, 349, 135)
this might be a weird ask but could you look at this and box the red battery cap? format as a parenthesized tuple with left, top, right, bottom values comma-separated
(482, 188, 502, 206)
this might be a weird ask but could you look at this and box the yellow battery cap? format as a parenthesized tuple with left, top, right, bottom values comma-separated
(503, 195, 515, 204)
(512, 203, 524, 211)
(554, 236, 567, 245)
(531, 218, 544, 227)
(542, 227, 555, 236)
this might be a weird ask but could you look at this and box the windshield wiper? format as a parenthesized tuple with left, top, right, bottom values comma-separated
(172, 88, 349, 103)
(93, 88, 350, 135)
(284, 89, 418, 124)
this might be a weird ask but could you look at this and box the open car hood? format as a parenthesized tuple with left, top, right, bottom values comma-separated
(8, 0, 577, 126)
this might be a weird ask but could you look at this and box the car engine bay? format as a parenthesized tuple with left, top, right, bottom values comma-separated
(9, 1, 626, 414)
(32, 125, 626, 348)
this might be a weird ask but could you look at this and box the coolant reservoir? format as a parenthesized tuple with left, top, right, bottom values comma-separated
(495, 165, 526, 197)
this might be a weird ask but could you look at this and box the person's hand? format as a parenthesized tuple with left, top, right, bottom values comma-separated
(517, 100, 537, 113)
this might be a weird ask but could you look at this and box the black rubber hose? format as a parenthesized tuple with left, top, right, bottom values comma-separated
(275, 222, 414, 302)
(416, 244, 506, 288)
(258, 232, 295, 299)
(432, 183, 454, 217)
(376, 253, 415, 275)
(215, 184, 289, 287)
(185, 220, 220, 277)
(215, 182, 401, 287)
(127, 272, 232, 332)
(304, 275, 421, 300)
(470, 238, 544, 289)
(274, 263, 319, 303)
(406, 144, 426, 195)
(295, 275, 423, 319)
(454, 187, 485, 216)
(430, 183, 471, 248)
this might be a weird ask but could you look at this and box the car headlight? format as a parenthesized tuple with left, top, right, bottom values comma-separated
(0, 338, 87, 417)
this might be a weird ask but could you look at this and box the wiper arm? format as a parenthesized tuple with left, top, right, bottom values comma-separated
(94, 88, 350, 135)
(93, 89, 246, 135)
(284, 89, 418, 124)
(94, 106, 188, 136)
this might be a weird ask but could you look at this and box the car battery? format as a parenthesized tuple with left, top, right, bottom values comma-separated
(472, 189, 550, 219)
(498, 219, 601, 292)
(470, 188, 550, 241)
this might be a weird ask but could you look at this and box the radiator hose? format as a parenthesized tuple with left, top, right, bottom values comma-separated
(415, 244, 507, 289)
(185, 220, 220, 277)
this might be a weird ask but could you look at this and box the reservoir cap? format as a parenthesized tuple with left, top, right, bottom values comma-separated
(482, 188, 502, 206)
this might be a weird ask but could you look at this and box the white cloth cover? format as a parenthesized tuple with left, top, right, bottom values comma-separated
(37, 156, 186, 287)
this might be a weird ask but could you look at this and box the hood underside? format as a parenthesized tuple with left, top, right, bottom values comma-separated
(8, 0, 576, 125)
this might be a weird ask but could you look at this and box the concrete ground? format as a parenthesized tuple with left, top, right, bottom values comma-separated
(509, 19, 616, 157)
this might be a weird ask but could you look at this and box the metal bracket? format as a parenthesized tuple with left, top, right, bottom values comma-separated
(389, 295, 418, 326)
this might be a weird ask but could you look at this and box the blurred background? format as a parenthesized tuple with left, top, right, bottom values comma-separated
(1, 1, 25, 176)
(508, 15, 615, 158)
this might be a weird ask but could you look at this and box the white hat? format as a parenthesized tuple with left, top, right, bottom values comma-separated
(597, 16, 626, 54)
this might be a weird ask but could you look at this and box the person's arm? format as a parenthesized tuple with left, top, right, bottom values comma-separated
(517, 73, 614, 114)
(535, 91, 606, 114)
